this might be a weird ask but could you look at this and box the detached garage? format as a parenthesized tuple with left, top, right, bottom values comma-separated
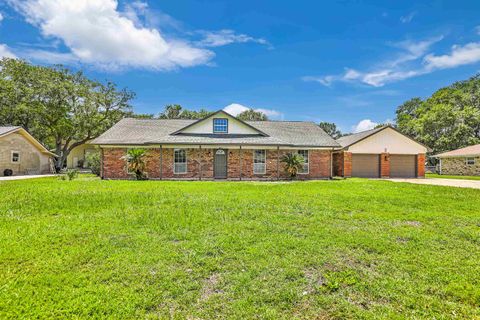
(333, 126, 429, 178)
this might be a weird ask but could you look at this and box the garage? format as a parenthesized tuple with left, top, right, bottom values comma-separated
(351, 154, 379, 178)
(390, 155, 417, 178)
(335, 126, 429, 179)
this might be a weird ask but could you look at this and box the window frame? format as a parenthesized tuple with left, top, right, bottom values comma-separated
(174, 148, 187, 174)
(297, 150, 309, 174)
(11, 151, 20, 163)
(466, 157, 476, 165)
(253, 149, 267, 175)
(213, 118, 229, 133)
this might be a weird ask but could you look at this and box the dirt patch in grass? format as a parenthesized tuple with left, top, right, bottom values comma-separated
(199, 273, 223, 301)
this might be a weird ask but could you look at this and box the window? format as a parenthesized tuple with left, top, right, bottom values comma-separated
(11, 151, 20, 163)
(174, 149, 187, 174)
(213, 118, 228, 133)
(297, 150, 309, 174)
(466, 157, 476, 165)
(253, 150, 266, 174)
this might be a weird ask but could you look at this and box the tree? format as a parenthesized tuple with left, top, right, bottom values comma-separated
(237, 109, 268, 121)
(122, 148, 147, 180)
(281, 153, 305, 179)
(157, 105, 214, 119)
(318, 122, 342, 139)
(0, 58, 134, 171)
(395, 75, 480, 154)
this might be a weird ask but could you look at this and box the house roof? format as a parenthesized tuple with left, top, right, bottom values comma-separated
(91, 118, 341, 148)
(336, 127, 385, 148)
(336, 125, 431, 151)
(0, 126, 56, 156)
(433, 144, 480, 158)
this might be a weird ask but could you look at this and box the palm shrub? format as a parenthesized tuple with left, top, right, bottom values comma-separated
(122, 149, 147, 180)
(281, 153, 305, 179)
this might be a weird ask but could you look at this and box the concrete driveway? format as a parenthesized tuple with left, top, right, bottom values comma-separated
(390, 178, 480, 190)
(0, 174, 56, 181)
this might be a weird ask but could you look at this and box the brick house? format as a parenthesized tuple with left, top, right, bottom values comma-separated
(434, 144, 480, 176)
(333, 126, 428, 178)
(91, 110, 340, 180)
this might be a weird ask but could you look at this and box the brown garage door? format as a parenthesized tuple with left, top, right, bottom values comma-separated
(390, 155, 416, 178)
(352, 154, 380, 178)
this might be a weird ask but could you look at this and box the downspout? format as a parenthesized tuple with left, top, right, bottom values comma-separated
(199, 145, 202, 181)
(330, 147, 334, 179)
(100, 148, 104, 179)
(277, 146, 280, 180)
(239, 146, 242, 181)
(160, 145, 163, 180)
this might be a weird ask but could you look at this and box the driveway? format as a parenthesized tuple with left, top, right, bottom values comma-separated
(390, 178, 480, 190)
(0, 174, 56, 181)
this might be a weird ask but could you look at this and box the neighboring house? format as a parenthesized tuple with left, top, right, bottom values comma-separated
(433, 144, 480, 176)
(334, 126, 428, 178)
(91, 110, 340, 180)
(66, 140, 97, 169)
(0, 126, 56, 176)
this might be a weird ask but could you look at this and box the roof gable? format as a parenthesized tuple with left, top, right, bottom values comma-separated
(0, 126, 56, 156)
(337, 126, 430, 153)
(172, 110, 268, 136)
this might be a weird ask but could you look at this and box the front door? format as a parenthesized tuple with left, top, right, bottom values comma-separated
(214, 149, 227, 179)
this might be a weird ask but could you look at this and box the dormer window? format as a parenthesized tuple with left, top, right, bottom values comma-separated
(213, 118, 228, 133)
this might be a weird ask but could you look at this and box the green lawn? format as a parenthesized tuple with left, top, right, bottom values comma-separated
(1, 176, 479, 319)
(426, 173, 480, 181)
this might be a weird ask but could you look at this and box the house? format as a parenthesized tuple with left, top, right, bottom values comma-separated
(0, 126, 56, 176)
(334, 126, 428, 178)
(91, 110, 340, 180)
(433, 144, 480, 176)
(66, 140, 98, 169)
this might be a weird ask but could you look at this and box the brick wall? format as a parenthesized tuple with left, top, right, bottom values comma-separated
(380, 152, 390, 178)
(417, 153, 426, 178)
(102, 148, 128, 179)
(332, 151, 351, 177)
(101, 147, 333, 180)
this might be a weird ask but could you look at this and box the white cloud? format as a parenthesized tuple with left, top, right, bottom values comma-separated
(0, 12, 4, 23)
(0, 44, 17, 59)
(304, 36, 444, 87)
(352, 119, 378, 133)
(424, 42, 480, 70)
(400, 11, 416, 24)
(224, 103, 282, 119)
(197, 30, 271, 48)
(7, 0, 214, 71)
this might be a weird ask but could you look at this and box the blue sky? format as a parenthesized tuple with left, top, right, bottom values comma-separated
(1, 1, 480, 133)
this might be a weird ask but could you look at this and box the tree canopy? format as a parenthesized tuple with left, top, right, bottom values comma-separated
(318, 121, 342, 139)
(396, 75, 480, 154)
(237, 109, 268, 121)
(0, 58, 134, 170)
(158, 105, 214, 119)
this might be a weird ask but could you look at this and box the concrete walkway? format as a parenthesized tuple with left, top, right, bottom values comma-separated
(390, 178, 480, 190)
(0, 174, 56, 181)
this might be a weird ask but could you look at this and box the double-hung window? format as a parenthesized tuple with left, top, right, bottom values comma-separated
(466, 157, 476, 165)
(297, 150, 309, 174)
(253, 150, 266, 174)
(174, 149, 187, 174)
(213, 118, 228, 133)
(11, 151, 20, 163)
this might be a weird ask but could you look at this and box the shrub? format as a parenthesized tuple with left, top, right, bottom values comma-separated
(66, 169, 79, 181)
(281, 153, 305, 179)
(86, 152, 101, 176)
(121, 149, 147, 180)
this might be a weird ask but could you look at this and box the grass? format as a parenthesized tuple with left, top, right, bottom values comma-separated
(426, 173, 480, 181)
(0, 175, 479, 319)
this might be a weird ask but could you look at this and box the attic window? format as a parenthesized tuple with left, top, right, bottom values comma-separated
(213, 118, 228, 133)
